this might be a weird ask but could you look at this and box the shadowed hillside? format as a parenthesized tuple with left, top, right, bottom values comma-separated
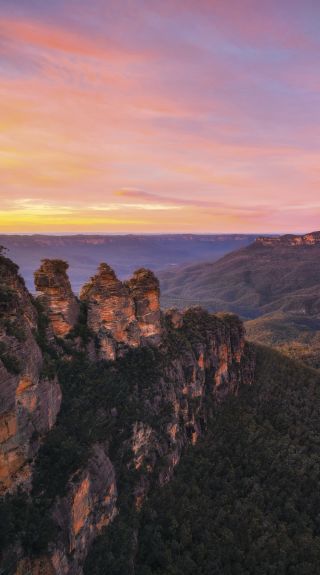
(160, 232, 320, 367)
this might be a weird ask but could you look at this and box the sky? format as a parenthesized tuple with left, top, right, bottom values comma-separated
(0, 0, 320, 234)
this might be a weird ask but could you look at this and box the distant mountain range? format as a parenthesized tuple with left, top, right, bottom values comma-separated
(160, 231, 320, 367)
(0, 234, 257, 292)
(2, 247, 320, 573)
(2, 231, 320, 366)
(0, 248, 253, 572)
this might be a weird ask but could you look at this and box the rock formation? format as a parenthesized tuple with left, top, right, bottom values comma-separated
(0, 252, 61, 494)
(255, 231, 320, 247)
(15, 446, 117, 575)
(80, 264, 161, 360)
(0, 255, 255, 575)
(34, 259, 80, 338)
(80, 263, 140, 360)
(131, 308, 253, 497)
(126, 268, 161, 344)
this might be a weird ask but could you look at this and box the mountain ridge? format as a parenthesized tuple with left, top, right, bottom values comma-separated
(0, 234, 258, 293)
(160, 231, 320, 367)
(255, 230, 320, 247)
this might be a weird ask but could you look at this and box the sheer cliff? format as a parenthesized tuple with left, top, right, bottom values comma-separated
(0, 250, 61, 496)
(0, 255, 254, 575)
(34, 259, 80, 339)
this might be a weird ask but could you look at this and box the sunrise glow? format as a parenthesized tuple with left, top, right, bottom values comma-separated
(1, 1, 320, 233)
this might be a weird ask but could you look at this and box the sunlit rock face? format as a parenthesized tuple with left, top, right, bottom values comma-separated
(52, 446, 117, 574)
(127, 268, 161, 344)
(34, 259, 80, 338)
(80, 264, 162, 360)
(0, 253, 61, 494)
(80, 263, 140, 360)
(14, 446, 117, 575)
(255, 231, 320, 247)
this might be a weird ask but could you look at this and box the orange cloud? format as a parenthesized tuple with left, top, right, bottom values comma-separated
(1, 3, 320, 233)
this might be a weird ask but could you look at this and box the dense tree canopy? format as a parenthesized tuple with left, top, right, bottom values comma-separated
(133, 347, 320, 575)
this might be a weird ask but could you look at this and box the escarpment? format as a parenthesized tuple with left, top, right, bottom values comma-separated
(0, 251, 61, 495)
(34, 259, 80, 338)
(255, 230, 320, 247)
(0, 255, 255, 575)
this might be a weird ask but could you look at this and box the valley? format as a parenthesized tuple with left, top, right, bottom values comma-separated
(1, 236, 320, 574)
(160, 232, 320, 367)
(0, 234, 257, 293)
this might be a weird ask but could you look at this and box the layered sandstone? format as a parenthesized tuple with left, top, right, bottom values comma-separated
(80, 264, 161, 360)
(34, 259, 79, 338)
(80, 263, 140, 360)
(127, 268, 161, 344)
(0, 252, 61, 494)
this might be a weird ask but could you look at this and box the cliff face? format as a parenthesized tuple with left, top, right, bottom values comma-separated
(0, 256, 255, 575)
(127, 268, 161, 344)
(15, 446, 117, 575)
(131, 309, 252, 497)
(80, 263, 140, 360)
(34, 260, 80, 338)
(39, 308, 252, 575)
(255, 231, 320, 247)
(0, 253, 61, 494)
(54, 446, 117, 573)
(80, 264, 161, 360)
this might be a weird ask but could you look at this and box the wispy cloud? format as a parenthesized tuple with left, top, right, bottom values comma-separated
(0, 17, 150, 63)
(0, 1, 320, 232)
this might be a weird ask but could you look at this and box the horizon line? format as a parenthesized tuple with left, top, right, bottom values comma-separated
(0, 231, 311, 237)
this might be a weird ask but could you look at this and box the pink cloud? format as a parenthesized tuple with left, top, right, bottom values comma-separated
(0, 2, 320, 233)
(0, 17, 151, 63)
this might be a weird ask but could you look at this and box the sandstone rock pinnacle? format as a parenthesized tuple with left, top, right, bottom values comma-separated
(80, 263, 140, 360)
(34, 259, 80, 338)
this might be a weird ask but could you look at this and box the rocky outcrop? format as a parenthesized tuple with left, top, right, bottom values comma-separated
(130, 309, 253, 499)
(14, 446, 117, 575)
(80, 264, 161, 360)
(127, 268, 161, 344)
(34, 260, 80, 338)
(80, 263, 140, 360)
(0, 252, 61, 494)
(0, 255, 255, 575)
(255, 231, 320, 247)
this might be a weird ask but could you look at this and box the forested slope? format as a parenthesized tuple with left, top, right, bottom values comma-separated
(115, 346, 320, 575)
